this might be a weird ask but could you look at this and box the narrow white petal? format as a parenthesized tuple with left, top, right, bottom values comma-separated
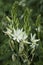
(32, 34, 36, 40)
(33, 39, 40, 42)
(17, 39, 20, 42)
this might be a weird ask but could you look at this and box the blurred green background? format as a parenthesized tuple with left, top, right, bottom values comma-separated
(0, 0, 43, 65)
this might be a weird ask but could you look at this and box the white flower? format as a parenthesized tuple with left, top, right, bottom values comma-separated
(4, 27, 28, 43)
(30, 33, 40, 48)
(12, 28, 28, 42)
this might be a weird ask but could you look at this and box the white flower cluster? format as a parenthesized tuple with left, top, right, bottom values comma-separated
(4, 28, 28, 42)
(4, 28, 40, 49)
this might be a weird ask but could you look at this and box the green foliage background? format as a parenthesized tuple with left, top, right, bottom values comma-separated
(0, 0, 43, 65)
